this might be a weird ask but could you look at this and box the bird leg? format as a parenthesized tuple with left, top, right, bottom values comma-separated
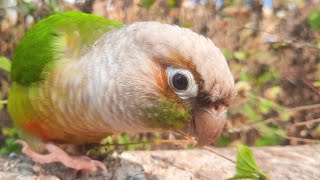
(16, 140, 107, 174)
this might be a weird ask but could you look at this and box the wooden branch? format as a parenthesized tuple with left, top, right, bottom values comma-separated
(0, 145, 319, 179)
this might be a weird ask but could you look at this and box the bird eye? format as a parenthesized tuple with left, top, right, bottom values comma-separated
(166, 67, 198, 99)
(172, 73, 188, 90)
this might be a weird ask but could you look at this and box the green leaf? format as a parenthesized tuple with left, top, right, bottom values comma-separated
(167, 0, 176, 8)
(228, 145, 268, 180)
(21, 1, 37, 15)
(117, 134, 138, 150)
(181, 22, 193, 28)
(228, 174, 260, 180)
(313, 81, 320, 87)
(280, 111, 292, 121)
(0, 56, 11, 72)
(117, 134, 130, 144)
(223, 49, 233, 61)
(218, 135, 231, 147)
(257, 69, 280, 85)
(234, 51, 248, 61)
(258, 100, 273, 115)
(187, 143, 194, 149)
(48, 0, 60, 13)
(0, 127, 20, 155)
(0, 139, 21, 155)
(236, 145, 258, 174)
(141, 136, 151, 150)
(242, 104, 261, 122)
(101, 136, 114, 145)
(141, 0, 156, 8)
(257, 125, 286, 140)
(255, 135, 282, 146)
(308, 10, 320, 31)
(264, 86, 282, 100)
(2, 128, 18, 137)
(239, 72, 252, 82)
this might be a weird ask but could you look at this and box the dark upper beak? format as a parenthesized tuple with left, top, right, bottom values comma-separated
(182, 106, 227, 147)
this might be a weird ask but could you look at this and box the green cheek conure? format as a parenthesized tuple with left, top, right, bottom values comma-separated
(8, 11, 235, 173)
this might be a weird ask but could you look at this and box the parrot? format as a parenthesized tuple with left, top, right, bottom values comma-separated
(8, 11, 235, 173)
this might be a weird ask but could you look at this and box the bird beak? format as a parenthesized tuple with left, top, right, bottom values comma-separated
(182, 107, 226, 147)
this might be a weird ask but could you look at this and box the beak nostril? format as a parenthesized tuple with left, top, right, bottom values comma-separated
(214, 105, 219, 111)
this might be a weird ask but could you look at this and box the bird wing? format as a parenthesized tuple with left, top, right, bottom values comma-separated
(10, 11, 123, 86)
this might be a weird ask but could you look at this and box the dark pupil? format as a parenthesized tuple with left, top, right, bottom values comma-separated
(172, 73, 188, 90)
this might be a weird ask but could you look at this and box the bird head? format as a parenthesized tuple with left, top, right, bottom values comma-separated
(95, 22, 235, 146)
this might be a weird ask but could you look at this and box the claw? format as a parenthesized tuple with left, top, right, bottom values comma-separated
(15, 139, 108, 174)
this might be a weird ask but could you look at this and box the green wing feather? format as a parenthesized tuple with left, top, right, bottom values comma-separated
(11, 11, 124, 85)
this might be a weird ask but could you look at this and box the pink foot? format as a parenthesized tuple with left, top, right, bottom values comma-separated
(16, 140, 107, 174)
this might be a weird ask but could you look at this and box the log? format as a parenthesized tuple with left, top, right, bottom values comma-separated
(0, 145, 319, 180)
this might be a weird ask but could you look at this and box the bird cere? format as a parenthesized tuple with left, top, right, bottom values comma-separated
(8, 11, 235, 173)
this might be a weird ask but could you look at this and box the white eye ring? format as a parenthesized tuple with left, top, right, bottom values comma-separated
(166, 67, 198, 100)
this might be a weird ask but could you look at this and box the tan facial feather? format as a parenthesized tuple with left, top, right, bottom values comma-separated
(129, 22, 235, 104)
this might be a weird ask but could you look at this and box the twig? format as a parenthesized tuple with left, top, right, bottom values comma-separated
(201, 146, 236, 164)
(227, 118, 274, 133)
(248, 93, 284, 111)
(292, 118, 320, 127)
(279, 135, 320, 144)
(288, 103, 320, 112)
(302, 79, 320, 96)
(245, 122, 320, 144)
(249, 93, 320, 112)
(0, 100, 7, 104)
(99, 139, 194, 147)
(238, 25, 320, 50)
(227, 116, 320, 144)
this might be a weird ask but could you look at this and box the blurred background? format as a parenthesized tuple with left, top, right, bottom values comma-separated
(0, 0, 319, 154)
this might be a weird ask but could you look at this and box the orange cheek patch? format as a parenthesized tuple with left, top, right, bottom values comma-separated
(155, 68, 168, 93)
(154, 67, 178, 100)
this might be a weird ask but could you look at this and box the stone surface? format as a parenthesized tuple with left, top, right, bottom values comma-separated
(0, 145, 319, 180)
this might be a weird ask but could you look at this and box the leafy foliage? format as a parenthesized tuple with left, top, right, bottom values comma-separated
(308, 10, 320, 31)
(0, 56, 11, 72)
(87, 134, 152, 158)
(228, 145, 268, 180)
(0, 128, 20, 155)
(234, 51, 248, 61)
(167, 0, 176, 8)
(141, 0, 156, 8)
(314, 81, 320, 87)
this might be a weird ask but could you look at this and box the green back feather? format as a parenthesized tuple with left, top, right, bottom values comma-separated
(11, 11, 124, 85)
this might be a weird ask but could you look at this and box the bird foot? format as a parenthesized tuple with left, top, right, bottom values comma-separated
(16, 140, 107, 174)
